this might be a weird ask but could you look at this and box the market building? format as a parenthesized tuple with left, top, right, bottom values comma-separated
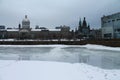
(0, 15, 73, 40)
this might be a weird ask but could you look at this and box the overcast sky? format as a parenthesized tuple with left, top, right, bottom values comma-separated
(0, 0, 120, 29)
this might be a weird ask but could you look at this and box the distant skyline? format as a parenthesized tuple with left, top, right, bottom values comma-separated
(0, 0, 120, 29)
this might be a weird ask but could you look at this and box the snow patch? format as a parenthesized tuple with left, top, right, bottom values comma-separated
(0, 44, 120, 51)
(0, 60, 120, 80)
(0, 45, 67, 48)
(82, 44, 120, 51)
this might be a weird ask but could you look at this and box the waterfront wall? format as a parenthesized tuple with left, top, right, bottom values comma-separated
(0, 39, 120, 47)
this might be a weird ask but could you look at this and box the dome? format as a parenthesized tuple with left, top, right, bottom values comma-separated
(22, 15, 30, 23)
(22, 15, 30, 29)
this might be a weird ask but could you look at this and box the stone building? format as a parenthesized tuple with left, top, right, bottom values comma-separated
(19, 15, 31, 39)
(90, 29, 102, 40)
(75, 17, 90, 39)
(0, 15, 72, 40)
(101, 12, 120, 39)
(0, 25, 7, 39)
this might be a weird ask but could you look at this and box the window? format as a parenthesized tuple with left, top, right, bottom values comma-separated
(104, 33, 112, 38)
(112, 20, 115, 22)
(117, 19, 120, 21)
(103, 21, 106, 23)
(117, 29, 120, 32)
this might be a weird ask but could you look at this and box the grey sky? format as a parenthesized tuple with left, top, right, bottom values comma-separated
(0, 0, 120, 29)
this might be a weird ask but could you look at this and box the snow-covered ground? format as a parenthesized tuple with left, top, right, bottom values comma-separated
(0, 60, 120, 80)
(0, 39, 81, 41)
(0, 44, 120, 51)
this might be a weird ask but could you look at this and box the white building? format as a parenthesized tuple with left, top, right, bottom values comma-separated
(101, 12, 120, 39)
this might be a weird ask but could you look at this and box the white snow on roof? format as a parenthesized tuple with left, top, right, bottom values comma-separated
(0, 29, 6, 31)
(49, 29, 61, 31)
(31, 29, 42, 31)
(7, 29, 19, 31)
(31, 29, 61, 31)
(5, 28, 61, 32)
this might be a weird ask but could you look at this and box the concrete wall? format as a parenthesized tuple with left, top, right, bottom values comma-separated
(101, 12, 120, 39)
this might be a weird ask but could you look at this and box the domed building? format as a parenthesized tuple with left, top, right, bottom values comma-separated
(19, 15, 31, 39)
(4, 15, 72, 40)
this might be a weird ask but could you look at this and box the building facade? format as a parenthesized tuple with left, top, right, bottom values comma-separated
(75, 17, 90, 39)
(0, 25, 7, 39)
(90, 29, 102, 40)
(0, 15, 73, 40)
(1, 16, 99, 40)
(101, 12, 120, 39)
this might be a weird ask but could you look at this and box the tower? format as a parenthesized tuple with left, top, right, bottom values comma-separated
(22, 15, 30, 29)
(76, 17, 91, 39)
(78, 18, 82, 32)
(18, 23, 21, 29)
(88, 24, 90, 32)
(82, 17, 87, 27)
(19, 15, 31, 39)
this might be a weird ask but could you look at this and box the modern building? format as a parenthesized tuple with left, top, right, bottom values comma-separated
(101, 12, 120, 39)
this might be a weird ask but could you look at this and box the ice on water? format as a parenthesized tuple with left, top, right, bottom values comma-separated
(0, 44, 120, 69)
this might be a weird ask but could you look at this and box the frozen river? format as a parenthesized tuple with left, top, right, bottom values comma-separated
(0, 44, 120, 69)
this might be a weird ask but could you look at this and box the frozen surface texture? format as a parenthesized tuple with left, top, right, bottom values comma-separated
(0, 60, 120, 80)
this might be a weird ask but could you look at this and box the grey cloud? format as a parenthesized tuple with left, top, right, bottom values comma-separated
(0, 0, 120, 29)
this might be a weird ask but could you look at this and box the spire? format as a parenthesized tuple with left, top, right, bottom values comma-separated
(88, 23, 90, 32)
(18, 23, 21, 29)
(75, 27, 78, 34)
(88, 23, 90, 28)
(79, 18, 81, 27)
(83, 17, 87, 27)
(25, 15, 27, 19)
(75, 27, 77, 31)
(84, 17, 85, 20)
(78, 18, 82, 30)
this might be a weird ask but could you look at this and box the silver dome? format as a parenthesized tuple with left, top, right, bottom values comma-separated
(22, 15, 30, 23)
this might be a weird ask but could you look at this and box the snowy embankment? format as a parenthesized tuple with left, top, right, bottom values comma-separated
(0, 44, 120, 51)
(0, 60, 120, 80)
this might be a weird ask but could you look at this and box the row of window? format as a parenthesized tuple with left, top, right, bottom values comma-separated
(115, 29, 120, 32)
(103, 18, 120, 23)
